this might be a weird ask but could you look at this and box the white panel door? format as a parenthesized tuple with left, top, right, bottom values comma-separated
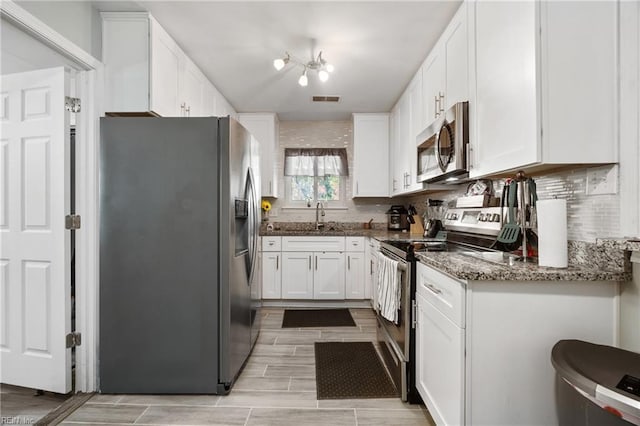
(0, 67, 71, 393)
(281, 252, 313, 299)
(345, 252, 365, 299)
(261, 252, 281, 299)
(313, 252, 346, 299)
(416, 293, 465, 426)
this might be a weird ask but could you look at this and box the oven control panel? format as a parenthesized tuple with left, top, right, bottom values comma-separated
(444, 207, 504, 236)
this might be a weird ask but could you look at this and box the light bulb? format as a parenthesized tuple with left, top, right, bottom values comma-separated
(326, 63, 335, 73)
(273, 58, 285, 71)
(298, 71, 308, 87)
(318, 70, 329, 82)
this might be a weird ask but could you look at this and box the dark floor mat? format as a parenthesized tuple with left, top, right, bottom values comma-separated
(314, 342, 399, 399)
(282, 309, 356, 328)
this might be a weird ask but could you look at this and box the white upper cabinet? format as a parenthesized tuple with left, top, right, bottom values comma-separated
(422, 49, 445, 125)
(442, 2, 470, 111)
(470, 0, 618, 177)
(148, 17, 181, 117)
(102, 12, 234, 118)
(421, 1, 469, 125)
(238, 113, 279, 198)
(352, 113, 389, 197)
(179, 56, 205, 117)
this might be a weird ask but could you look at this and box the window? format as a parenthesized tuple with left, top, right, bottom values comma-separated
(284, 148, 348, 206)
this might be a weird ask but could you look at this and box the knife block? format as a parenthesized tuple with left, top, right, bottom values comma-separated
(409, 215, 424, 236)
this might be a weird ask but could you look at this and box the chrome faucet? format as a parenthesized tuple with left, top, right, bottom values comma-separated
(315, 202, 325, 230)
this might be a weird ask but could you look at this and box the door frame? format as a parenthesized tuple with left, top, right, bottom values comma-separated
(1, 0, 102, 392)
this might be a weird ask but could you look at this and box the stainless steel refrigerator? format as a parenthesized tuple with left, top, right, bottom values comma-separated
(99, 117, 261, 393)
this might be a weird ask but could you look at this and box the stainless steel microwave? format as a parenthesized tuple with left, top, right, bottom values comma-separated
(416, 101, 469, 183)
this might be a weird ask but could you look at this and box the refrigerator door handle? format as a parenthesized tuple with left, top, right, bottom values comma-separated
(246, 167, 260, 285)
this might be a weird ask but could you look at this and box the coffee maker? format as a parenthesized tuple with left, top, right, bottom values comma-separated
(424, 199, 446, 238)
(386, 205, 409, 231)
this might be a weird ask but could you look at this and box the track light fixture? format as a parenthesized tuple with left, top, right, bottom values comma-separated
(273, 51, 334, 86)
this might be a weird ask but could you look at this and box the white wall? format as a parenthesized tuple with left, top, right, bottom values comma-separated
(15, 0, 102, 59)
(1, 17, 80, 74)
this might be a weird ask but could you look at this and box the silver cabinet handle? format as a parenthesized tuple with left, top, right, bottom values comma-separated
(439, 92, 445, 113)
(276, 255, 279, 270)
(308, 255, 311, 270)
(411, 299, 417, 329)
(315, 256, 318, 270)
(370, 260, 373, 274)
(181, 102, 186, 116)
(356, 181, 359, 195)
(434, 96, 439, 118)
(348, 255, 351, 270)
(425, 283, 442, 295)
(269, 181, 272, 194)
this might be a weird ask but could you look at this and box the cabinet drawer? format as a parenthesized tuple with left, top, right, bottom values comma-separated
(262, 236, 282, 252)
(416, 262, 465, 328)
(346, 237, 365, 252)
(282, 236, 345, 252)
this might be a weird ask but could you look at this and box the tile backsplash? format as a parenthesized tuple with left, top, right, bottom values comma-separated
(408, 165, 621, 243)
(265, 120, 620, 242)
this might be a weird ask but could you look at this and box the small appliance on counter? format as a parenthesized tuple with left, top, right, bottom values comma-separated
(423, 199, 446, 238)
(386, 205, 409, 231)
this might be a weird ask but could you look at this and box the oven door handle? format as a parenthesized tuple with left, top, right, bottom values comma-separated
(380, 248, 408, 271)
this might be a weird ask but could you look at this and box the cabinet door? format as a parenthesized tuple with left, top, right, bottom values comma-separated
(472, 1, 538, 177)
(313, 252, 346, 299)
(416, 293, 465, 426)
(443, 2, 469, 110)
(202, 82, 215, 116)
(262, 252, 281, 299)
(391, 95, 410, 195)
(180, 57, 204, 117)
(282, 252, 314, 299)
(422, 49, 445, 123)
(345, 252, 365, 299)
(352, 114, 389, 197)
(389, 105, 401, 195)
(149, 18, 180, 117)
(406, 75, 423, 192)
(238, 114, 278, 198)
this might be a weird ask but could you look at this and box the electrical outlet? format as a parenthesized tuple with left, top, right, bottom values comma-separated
(586, 165, 618, 195)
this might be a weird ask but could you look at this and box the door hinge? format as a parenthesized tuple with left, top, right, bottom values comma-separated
(65, 214, 81, 230)
(65, 96, 81, 113)
(66, 332, 81, 348)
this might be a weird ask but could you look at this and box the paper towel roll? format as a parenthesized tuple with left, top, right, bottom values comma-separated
(537, 199, 568, 268)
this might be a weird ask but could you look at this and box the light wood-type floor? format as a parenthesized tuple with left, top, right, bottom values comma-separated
(47, 308, 435, 425)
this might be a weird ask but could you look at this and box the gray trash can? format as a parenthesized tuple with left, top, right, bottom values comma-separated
(552, 340, 640, 425)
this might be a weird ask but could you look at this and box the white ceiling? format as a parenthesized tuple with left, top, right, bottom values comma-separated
(94, 1, 462, 121)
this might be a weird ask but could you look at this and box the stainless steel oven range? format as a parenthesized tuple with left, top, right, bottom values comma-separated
(377, 205, 504, 403)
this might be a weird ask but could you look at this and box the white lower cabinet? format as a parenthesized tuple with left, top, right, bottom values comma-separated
(415, 261, 618, 426)
(313, 252, 346, 299)
(260, 236, 368, 300)
(261, 251, 281, 299)
(416, 292, 464, 426)
(281, 252, 314, 299)
(345, 252, 365, 299)
(261, 237, 282, 299)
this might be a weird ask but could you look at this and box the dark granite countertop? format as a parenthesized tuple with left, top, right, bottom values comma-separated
(596, 238, 640, 252)
(259, 222, 631, 282)
(415, 251, 630, 282)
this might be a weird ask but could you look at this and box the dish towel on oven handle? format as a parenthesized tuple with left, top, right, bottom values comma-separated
(376, 253, 401, 324)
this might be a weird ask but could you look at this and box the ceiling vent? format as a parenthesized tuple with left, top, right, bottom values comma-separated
(312, 96, 340, 103)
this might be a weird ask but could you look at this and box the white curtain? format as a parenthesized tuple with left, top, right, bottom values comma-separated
(284, 148, 348, 176)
